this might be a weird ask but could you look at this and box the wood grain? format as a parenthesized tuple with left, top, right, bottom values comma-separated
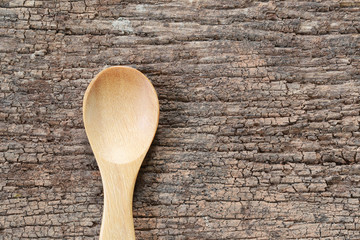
(0, 0, 360, 239)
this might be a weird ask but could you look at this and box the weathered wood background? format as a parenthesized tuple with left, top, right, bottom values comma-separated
(1, 0, 360, 239)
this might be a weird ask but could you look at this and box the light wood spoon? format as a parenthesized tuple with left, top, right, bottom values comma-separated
(83, 66, 159, 239)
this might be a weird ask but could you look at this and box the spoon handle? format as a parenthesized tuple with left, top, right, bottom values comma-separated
(98, 160, 142, 240)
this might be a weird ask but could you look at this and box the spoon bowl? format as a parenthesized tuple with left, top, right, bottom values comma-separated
(83, 66, 159, 239)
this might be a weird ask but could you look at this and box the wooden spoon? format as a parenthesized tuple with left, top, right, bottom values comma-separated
(83, 66, 159, 239)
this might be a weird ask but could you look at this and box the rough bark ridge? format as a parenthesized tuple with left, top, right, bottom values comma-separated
(1, 0, 360, 239)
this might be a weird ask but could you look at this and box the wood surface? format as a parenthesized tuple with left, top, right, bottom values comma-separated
(83, 66, 159, 239)
(1, 0, 360, 239)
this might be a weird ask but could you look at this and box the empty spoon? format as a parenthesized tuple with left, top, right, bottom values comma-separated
(83, 66, 159, 239)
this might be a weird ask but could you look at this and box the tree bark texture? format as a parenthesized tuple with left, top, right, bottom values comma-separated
(1, 0, 360, 239)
